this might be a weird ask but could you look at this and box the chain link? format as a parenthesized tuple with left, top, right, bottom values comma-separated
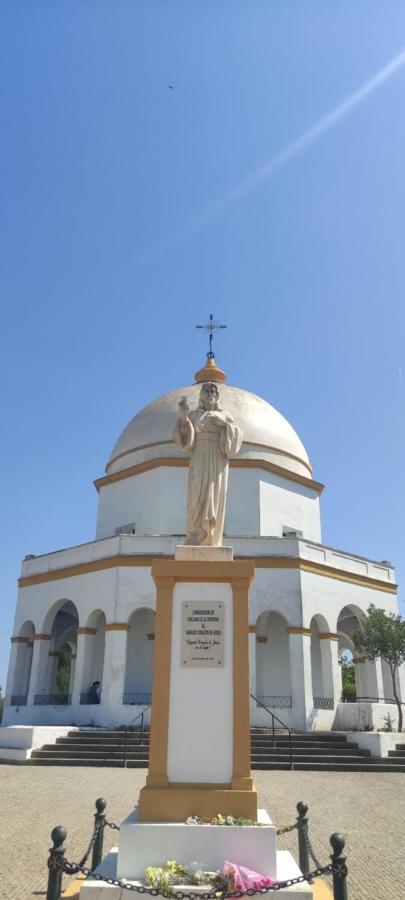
(61, 857, 335, 895)
(275, 823, 298, 836)
(301, 822, 322, 870)
(78, 817, 102, 868)
(105, 819, 121, 832)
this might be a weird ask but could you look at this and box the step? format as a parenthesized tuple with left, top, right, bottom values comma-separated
(28, 758, 127, 767)
(251, 741, 357, 751)
(252, 761, 405, 772)
(251, 753, 372, 764)
(30, 749, 149, 760)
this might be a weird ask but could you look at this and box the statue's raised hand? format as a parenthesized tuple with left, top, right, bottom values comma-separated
(178, 396, 190, 421)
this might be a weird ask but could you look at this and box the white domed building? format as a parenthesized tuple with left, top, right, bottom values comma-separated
(3, 356, 402, 734)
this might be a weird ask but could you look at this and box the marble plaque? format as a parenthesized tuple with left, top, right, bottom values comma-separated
(181, 601, 225, 667)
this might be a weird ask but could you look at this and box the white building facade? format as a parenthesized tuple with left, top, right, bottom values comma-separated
(3, 359, 402, 732)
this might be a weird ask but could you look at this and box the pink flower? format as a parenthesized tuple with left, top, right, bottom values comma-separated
(223, 861, 274, 891)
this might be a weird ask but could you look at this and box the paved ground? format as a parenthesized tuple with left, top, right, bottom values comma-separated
(0, 766, 404, 899)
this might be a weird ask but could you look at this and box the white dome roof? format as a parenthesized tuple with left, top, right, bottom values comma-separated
(106, 381, 312, 480)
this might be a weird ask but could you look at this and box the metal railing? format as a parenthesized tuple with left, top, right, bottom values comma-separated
(122, 705, 151, 767)
(34, 693, 72, 706)
(251, 692, 293, 770)
(10, 694, 28, 706)
(314, 697, 334, 710)
(255, 694, 292, 709)
(340, 695, 405, 705)
(123, 691, 152, 705)
(80, 692, 101, 705)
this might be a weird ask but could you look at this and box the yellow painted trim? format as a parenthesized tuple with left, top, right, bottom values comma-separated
(96, 456, 321, 494)
(76, 627, 97, 635)
(248, 625, 256, 633)
(62, 874, 86, 897)
(48, 650, 60, 657)
(106, 440, 313, 477)
(10, 636, 29, 644)
(140, 558, 256, 822)
(33, 633, 51, 641)
(18, 554, 397, 594)
(104, 622, 129, 631)
(353, 656, 365, 664)
(287, 626, 312, 636)
(313, 879, 334, 900)
(256, 635, 268, 643)
(318, 631, 339, 641)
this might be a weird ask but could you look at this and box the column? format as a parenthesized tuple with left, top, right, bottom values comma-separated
(231, 576, 252, 791)
(4, 637, 28, 705)
(71, 628, 96, 707)
(27, 634, 52, 705)
(353, 656, 365, 697)
(248, 625, 257, 724)
(319, 632, 341, 706)
(100, 623, 129, 723)
(288, 627, 313, 731)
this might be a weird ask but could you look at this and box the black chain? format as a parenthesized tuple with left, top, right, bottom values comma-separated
(275, 823, 298, 836)
(105, 820, 121, 832)
(61, 858, 336, 895)
(77, 818, 102, 868)
(301, 822, 322, 870)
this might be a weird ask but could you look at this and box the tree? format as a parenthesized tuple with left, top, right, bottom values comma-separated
(340, 655, 356, 701)
(352, 605, 405, 732)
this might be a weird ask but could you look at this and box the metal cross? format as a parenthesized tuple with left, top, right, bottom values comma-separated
(196, 314, 227, 358)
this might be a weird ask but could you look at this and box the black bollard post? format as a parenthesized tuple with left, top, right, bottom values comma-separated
(296, 801, 310, 878)
(330, 833, 348, 900)
(91, 797, 107, 871)
(46, 826, 66, 900)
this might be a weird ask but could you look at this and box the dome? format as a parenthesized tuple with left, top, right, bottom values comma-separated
(106, 370, 312, 481)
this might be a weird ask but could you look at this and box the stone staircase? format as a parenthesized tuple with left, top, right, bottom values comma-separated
(27, 727, 405, 771)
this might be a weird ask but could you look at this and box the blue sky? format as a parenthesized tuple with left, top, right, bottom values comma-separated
(1, 1, 405, 687)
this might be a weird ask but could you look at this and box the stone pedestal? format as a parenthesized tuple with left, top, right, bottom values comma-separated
(138, 554, 257, 822)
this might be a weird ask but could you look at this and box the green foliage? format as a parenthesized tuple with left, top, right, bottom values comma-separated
(340, 656, 356, 701)
(352, 605, 405, 732)
(382, 712, 395, 732)
(55, 644, 72, 694)
(352, 606, 405, 669)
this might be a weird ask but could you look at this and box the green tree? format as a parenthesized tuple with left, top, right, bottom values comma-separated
(352, 605, 405, 732)
(56, 645, 72, 694)
(340, 655, 356, 701)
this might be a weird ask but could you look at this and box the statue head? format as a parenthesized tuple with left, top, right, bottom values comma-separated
(199, 382, 220, 411)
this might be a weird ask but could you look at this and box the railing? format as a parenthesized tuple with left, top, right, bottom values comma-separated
(80, 692, 101, 705)
(314, 697, 334, 710)
(251, 692, 293, 770)
(122, 705, 151, 767)
(340, 695, 405, 705)
(10, 694, 28, 706)
(255, 694, 292, 709)
(34, 693, 72, 706)
(123, 691, 152, 705)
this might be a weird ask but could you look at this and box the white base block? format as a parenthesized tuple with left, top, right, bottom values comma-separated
(79, 849, 312, 898)
(0, 725, 78, 761)
(175, 545, 233, 561)
(117, 808, 276, 880)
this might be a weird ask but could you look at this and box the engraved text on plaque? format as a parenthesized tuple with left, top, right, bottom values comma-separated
(181, 601, 225, 667)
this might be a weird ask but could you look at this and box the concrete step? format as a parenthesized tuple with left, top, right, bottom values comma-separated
(30, 749, 149, 760)
(28, 758, 128, 767)
(253, 761, 405, 772)
(251, 741, 356, 751)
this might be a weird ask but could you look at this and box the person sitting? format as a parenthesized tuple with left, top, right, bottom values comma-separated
(88, 680, 101, 704)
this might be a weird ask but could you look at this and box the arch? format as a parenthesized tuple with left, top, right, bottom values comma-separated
(42, 598, 80, 635)
(79, 609, 107, 704)
(255, 610, 291, 709)
(43, 600, 79, 699)
(124, 607, 156, 704)
(11, 620, 35, 702)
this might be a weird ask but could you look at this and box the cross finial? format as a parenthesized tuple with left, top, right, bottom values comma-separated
(196, 314, 227, 358)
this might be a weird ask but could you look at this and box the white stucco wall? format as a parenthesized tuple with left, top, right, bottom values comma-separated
(259, 474, 321, 541)
(167, 582, 233, 783)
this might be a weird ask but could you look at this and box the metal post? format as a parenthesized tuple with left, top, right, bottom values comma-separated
(296, 801, 310, 877)
(46, 826, 66, 900)
(330, 833, 348, 900)
(91, 797, 107, 871)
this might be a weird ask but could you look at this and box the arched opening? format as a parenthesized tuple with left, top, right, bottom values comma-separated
(338, 637, 356, 702)
(337, 604, 376, 701)
(80, 610, 106, 704)
(310, 614, 334, 709)
(124, 608, 155, 705)
(255, 611, 291, 709)
(10, 621, 35, 706)
(35, 600, 79, 706)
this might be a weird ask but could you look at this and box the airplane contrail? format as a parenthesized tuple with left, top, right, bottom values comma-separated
(155, 47, 405, 250)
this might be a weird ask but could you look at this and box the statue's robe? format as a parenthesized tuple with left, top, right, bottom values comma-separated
(173, 407, 242, 546)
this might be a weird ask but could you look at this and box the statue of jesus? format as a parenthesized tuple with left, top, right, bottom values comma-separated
(173, 382, 243, 546)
